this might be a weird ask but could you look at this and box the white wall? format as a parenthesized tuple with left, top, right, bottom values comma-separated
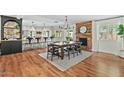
(98, 40, 119, 55)
(92, 21, 99, 52)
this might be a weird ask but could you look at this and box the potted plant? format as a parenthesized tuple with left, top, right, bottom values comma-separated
(117, 24, 124, 49)
(117, 24, 124, 58)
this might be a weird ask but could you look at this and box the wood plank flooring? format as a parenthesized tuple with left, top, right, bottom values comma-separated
(0, 48, 124, 77)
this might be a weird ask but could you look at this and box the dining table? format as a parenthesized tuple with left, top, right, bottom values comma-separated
(51, 41, 80, 60)
(0, 41, 1, 49)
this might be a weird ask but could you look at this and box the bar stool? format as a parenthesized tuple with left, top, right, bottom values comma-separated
(26, 37, 33, 50)
(35, 37, 41, 48)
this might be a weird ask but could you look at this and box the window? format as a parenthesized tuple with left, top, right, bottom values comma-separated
(97, 18, 120, 40)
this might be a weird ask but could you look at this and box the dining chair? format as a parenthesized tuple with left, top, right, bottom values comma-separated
(64, 44, 75, 59)
(74, 43, 82, 55)
(47, 44, 60, 61)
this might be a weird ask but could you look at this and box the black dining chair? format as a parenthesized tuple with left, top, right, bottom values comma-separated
(47, 44, 60, 61)
(74, 43, 82, 55)
(64, 44, 75, 59)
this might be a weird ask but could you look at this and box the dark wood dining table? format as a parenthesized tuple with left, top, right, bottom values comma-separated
(0, 41, 1, 49)
(51, 41, 80, 60)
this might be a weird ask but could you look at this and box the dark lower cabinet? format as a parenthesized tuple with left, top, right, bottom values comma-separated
(1, 40, 22, 55)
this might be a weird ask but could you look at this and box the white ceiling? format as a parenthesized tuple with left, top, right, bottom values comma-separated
(10, 15, 119, 26)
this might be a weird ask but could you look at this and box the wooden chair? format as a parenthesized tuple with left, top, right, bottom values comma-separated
(63, 46, 71, 59)
(64, 44, 75, 59)
(47, 44, 60, 61)
(74, 43, 82, 55)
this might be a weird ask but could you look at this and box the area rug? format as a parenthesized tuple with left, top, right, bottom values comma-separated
(39, 50, 93, 71)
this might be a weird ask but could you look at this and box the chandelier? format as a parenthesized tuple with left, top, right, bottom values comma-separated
(31, 21, 36, 31)
(59, 16, 71, 30)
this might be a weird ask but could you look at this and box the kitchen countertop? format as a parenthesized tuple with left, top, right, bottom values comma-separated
(1, 40, 22, 42)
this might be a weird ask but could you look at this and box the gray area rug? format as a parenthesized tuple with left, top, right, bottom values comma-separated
(39, 50, 93, 71)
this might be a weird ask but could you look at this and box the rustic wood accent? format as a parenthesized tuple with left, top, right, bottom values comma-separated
(76, 21, 92, 51)
(0, 48, 124, 77)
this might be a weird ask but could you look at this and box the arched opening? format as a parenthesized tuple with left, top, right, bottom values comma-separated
(3, 21, 21, 40)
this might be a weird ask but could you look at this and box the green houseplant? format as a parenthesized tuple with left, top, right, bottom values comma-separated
(117, 24, 124, 49)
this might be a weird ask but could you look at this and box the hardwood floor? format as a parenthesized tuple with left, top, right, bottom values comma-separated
(0, 48, 124, 77)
